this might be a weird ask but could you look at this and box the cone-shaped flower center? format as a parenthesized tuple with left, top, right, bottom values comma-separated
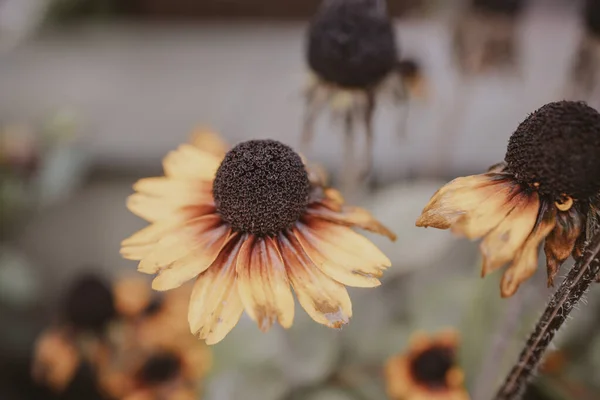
(138, 353, 181, 385)
(410, 346, 454, 389)
(63, 274, 116, 333)
(505, 101, 600, 200)
(213, 140, 310, 236)
(307, 0, 397, 88)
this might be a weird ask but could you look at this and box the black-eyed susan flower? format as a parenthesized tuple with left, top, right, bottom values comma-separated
(416, 101, 600, 297)
(62, 274, 117, 334)
(32, 328, 81, 393)
(385, 330, 469, 400)
(303, 0, 426, 176)
(120, 131, 395, 344)
(453, 0, 524, 76)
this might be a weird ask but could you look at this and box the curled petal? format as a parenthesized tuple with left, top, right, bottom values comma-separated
(544, 207, 584, 287)
(450, 181, 521, 239)
(501, 207, 557, 298)
(236, 235, 295, 332)
(278, 232, 352, 328)
(188, 235, 244, 345)
(416, 174, 509, 229)
(480, 192, 540, 277)
(294, 217, 390, 288)
(162, 144, 222, 181)
(307, 203, 396, 241)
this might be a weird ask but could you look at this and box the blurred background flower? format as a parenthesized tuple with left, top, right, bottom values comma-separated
(1, 1, 600, 399)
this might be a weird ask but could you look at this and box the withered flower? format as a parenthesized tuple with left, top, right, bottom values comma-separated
(385, 330, 469, 400)
(453, 0, 524, 75)
(303, 0, 426, 175)
(121, 131, 395, 344)
(417, 101, 600, 297)
(568, 0, 600, 101)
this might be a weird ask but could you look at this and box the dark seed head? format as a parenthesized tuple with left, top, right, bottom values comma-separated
(213, 140, 310, 236)
(63, 273, 116, 334)
(471, 0, 524, 16)
(307, 0, 398, 88)
(410, 346, 454, 389)
(137, 352, 181, 385)
(505, 101, 600, 201)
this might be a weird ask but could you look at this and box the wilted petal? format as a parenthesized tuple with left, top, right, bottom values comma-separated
(544, 207, 584, 287)
(294, 217, 390, 288)
(451, 180, 521, 239)
(480, 192, 540, 276)
(278, 232, 352, 328)
(501, 207, 556, 298)
(236, 235, 295, 332)
(188, 234, 244, 345)
(307, 203, 396, 240)
(416, 174, 508, 229)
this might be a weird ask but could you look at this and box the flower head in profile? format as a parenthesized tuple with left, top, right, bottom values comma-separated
(385, 330, 469, 400)
(417, 101, 600, 297)
(120, 130, 395, 344)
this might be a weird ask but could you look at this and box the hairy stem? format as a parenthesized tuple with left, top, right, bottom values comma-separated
(493, 232, 600, 400)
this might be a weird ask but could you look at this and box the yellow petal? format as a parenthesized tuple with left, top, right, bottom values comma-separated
(480, 192, 540, 276)
(307, 204, 396, 241)
(126, 193, 179, 222)
(133, 177, 213, 205)
(188, 235, 244, 345)
(501, 208, 557, 297)
(236, 235, 295, 332)
(416, 174, 505, 229)
(162, 144, 222, 181)
(189, 128, 229, 158)
(279, 231, 352, 328)
(138, 214, 224, 273)
(451, 181, 520, 239)
(384, 355, 411, 399)
(294, 217, 389, 288)
(543, 208, 584, 287)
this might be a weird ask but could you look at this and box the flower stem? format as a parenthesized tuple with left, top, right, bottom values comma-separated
(493, 232, 600, 400)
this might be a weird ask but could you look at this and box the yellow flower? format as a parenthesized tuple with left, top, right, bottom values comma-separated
(121, 131, 395, 344)
(416, 101, 600, 297)
(385, 330, 469, 400)
(31, 328, 81, 393)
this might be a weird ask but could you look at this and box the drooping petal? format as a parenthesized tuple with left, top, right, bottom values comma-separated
(501, 207, 557, 298)
(416, 174, 511, 229)
(188, 234, 244, 345)
(294, 217, 390, 288)
(450, 180, 521, 239)
(235, 235, 295, 332)
(278, 231, 352, 328)
(480, 192, 540, 277)
(162, 144, 222, 181)
(544, 207, 584, 286)
(307, 203, 396, 241)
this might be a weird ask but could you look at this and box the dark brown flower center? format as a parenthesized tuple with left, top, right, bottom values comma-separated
(63, 274, 116, 333)
(410, 346, 454, 389)
(137, 352, 181, 385)
(307, 0, 398, 88)
(213, 140, 310, 237)
(505, 101, 600, 201)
